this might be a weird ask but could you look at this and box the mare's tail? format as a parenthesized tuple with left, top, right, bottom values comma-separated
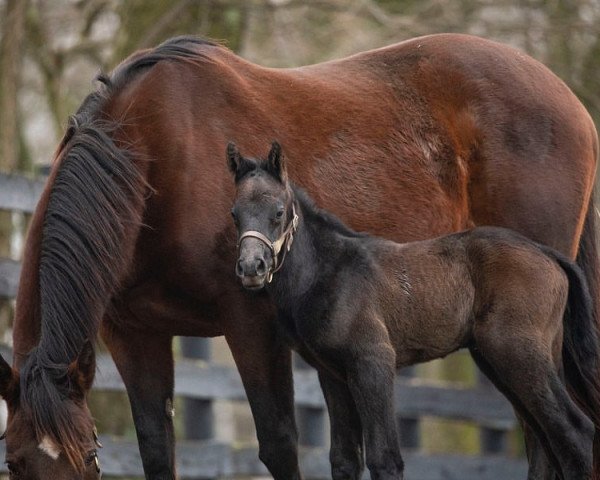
(575, 195, 600, 479)
(546, 241, 600, 479)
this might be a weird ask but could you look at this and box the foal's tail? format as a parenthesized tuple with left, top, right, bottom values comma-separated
(574, 195, 600, 479)
(546, 246, 600, 477)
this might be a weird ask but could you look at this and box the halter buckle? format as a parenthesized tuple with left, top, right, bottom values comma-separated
(93, 426, 103, 448)
(93, 452, 100, 473)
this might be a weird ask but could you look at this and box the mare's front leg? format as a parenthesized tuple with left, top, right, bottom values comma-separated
(318, 371, 364, 480)
(101, 322, 176, 480)
(223, 303, 302, 480)
(345, 347, 403, 480)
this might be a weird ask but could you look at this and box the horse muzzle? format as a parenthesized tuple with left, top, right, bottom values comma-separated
(235, 255, 270, 290)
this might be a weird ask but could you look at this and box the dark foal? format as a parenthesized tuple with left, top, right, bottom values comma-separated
(228, 142, 600, 480)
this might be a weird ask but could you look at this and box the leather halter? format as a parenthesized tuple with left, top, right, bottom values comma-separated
(91, 426, 102, 474)
(238, 204, 299, 283)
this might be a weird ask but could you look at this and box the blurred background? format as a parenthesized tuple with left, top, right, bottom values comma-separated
(0, 0, 599, 478)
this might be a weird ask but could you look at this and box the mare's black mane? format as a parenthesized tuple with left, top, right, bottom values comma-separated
(21, 35, 218, 468)
(100, 36, 217, 91)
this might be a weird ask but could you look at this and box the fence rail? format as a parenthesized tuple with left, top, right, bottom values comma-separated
(0, 173, 45, 213)
(0, 438, 527, 479)
(0, 172, 527, 479)
(0, 345, 527, 478)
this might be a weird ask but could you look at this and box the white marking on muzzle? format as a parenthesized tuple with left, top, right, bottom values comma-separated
(38, 435, 60, 460)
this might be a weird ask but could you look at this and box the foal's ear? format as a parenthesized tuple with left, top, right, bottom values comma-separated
(226, 142, 241, 175)
(68, 341, 96, 399)
(266, 141, 288, 183)
(0, 354, 18, 402)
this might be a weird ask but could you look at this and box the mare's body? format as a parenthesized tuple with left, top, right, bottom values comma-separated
(230, 145, 600, 480)
(1, 34, 597, 480)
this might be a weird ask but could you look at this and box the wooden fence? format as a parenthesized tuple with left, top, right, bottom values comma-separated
(0, 172, 527, 479)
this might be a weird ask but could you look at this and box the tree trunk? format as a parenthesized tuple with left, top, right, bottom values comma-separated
(0, 0, 29, 339)
(0, 0, 29, 173)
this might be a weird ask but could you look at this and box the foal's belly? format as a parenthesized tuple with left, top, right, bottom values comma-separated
(393, 330, 469, 367)
(378, 250, 476, 368)
(390, 309, 473, 368)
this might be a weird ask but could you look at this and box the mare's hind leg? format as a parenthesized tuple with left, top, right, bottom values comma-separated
(472, 329, 593, 480)
(101, 323, 176, 480)
(318, 371, 364, 480)
(345, 349, 403, 480)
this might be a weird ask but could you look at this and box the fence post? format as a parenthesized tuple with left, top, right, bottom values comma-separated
(397, 365, 420, 448)
(294, 353, 326, 447)
(180, 337, 214, 440)
(477, 369, 508, 453)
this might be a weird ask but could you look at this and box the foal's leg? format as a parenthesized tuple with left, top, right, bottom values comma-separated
(345, 349, 403, 480)
(474, 329, 593, 480)
(471, 349, 559, 480)
(521, 423, 560, 480)
(514, 372, 591, 480)
(101, 323, 176, 480)
(318, 371, 365, 480)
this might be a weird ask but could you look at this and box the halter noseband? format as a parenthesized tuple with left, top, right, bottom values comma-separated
(237, 203, 299, 283)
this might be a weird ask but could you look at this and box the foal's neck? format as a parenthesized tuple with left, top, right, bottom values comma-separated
(268, 202, 317, 303)
(268, 188, 357, 307)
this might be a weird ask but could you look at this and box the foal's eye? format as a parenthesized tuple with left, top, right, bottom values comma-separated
(6, 462, 19, 477)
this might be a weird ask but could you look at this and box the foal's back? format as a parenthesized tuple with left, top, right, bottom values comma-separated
(368, 226, 568, 367)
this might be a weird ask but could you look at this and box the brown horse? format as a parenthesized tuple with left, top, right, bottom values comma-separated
(0, 34, 596, 480)
(229, 141, 600, 480)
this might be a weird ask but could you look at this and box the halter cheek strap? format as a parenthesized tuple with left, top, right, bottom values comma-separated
(238, 204, 299, 283)
(91, 426, 102, 474)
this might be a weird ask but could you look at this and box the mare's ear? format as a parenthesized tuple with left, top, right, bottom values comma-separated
(0, 354, 17, 401)
(266, 141, 288, 183)
(227, 142, 241, 175)
(68, 341, 96, 399)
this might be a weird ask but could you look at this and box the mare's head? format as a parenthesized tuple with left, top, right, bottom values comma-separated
(0, 343, 102, 480)
(228, 142, 297, 290)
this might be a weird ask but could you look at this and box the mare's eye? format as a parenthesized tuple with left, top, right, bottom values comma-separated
(85, 451, 99, 471)
(275, 209, 284, 219)
(230, 208, 238, 222)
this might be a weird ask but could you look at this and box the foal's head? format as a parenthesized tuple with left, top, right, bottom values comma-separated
(227, 142, 297, 290)
(0, 343, 101, 480)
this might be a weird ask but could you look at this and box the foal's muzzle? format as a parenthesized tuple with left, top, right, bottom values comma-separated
(236, 238, 272, 290)
(236, 257, 269, 290)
